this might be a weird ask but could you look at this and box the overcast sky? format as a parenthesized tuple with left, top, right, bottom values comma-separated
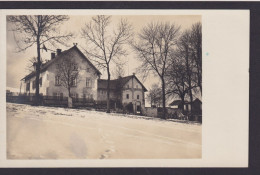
(6, 15, 201, 94)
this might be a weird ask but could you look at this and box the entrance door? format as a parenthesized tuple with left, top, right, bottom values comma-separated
(136, 101, 141, 114)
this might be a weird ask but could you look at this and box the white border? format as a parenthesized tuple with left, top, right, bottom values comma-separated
(0, 9, 249, 167)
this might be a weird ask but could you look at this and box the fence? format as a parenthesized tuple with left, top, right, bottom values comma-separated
(6, 94, 95, 108)
(144, 107, 192, 120)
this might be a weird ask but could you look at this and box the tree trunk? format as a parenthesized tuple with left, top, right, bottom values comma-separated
(68, 87, 72, 108)
(197, 43, 202, 94)
(185, 46, 193, 117)
(68, 87, 71, 98)
(106, 67, 111, 113)
(161, 77, 167, 119)
(180, 95, 185, 114)
(35, 36, 41, 105)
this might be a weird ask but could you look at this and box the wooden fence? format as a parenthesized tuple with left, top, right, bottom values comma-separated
(6, 95, 96, 108)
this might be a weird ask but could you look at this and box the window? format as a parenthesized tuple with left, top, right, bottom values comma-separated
(71, 77, 77, 87)
(136, 85, 138, 88)
(127, 84, 129, 88)
(126, 94, 129, 99)
(87, 68, 90, 72)
(32, 80, 36, 89)
(137, 95, 139, 99)
(73, 64, 78, 71)
(39, 78, 42, 87)
(86, 78, 92, 87)
(55, 76, 61, 86)
(26, 82, 30, 91)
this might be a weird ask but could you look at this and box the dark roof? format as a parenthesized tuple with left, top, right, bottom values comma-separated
(169, 98, 202, 106)
(187, 98, 202, 104)
(98, 75, 148, 92)
(169, 100, 188, 106)
(21, 45, 101, 81)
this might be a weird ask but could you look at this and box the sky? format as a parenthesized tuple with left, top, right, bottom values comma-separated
(6, 15, 201, 98)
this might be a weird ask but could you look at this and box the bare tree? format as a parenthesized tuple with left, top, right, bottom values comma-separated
(132, 22, 180, 119)
(25, 57, 38, 72)
(176, 30, 198, 113)
(146, 84, 162, 107)
(165, 56, 189, 112)
(56, 53, 80, 107)
(7, 15, 72, 105)
(112, 61, 126, 79)
(81, 15, 132, 113)
(190, 22, 202, 94)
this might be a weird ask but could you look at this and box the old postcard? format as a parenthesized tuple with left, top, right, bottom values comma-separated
(0, 9, 249, 167)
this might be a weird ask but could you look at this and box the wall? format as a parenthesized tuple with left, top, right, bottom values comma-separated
(144, 107, 158, 118)
(23, 71, 48, 95)
(122, 77, 144, 104)
(97, 89, 117, 102)
(22, 48, 99, 100)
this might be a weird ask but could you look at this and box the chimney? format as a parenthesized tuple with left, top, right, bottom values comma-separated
(51, 52, 55, 59)
(56, 49, 62, 55)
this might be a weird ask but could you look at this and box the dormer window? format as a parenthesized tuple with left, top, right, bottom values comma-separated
(87, 68, 90, 72)
(127, 84, 129, 88)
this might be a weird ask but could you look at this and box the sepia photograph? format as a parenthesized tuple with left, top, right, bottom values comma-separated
(6, 14, 202, 160)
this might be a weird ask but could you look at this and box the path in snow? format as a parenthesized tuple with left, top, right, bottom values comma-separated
(6, 103, 202, 159)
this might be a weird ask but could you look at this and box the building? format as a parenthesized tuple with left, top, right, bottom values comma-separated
(169, 98, 202, 121)
(21, 45, 148, 112)
(97, 74, 147, 114)
(21, 45, 101, 101)
(169, 100, 188, 109)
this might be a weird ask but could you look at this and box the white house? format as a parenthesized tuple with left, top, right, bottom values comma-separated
(21, 45, 101, 100)
(97, 74, 147, 114)
(21, 45, 147, 112)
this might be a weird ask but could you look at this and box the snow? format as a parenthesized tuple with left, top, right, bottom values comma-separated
(6, 103, 201, 159)
(6, 86, 22, 93)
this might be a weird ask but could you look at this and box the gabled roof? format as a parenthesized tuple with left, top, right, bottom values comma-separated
(21, 45, 101, 81)
(98, 75, 148, 92)
(169, 98, 202, 106)
(169, 100, 188, 106)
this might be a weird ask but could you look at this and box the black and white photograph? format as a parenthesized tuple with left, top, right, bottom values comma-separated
(6, 14, 202, 159)
(0, 8, 249, 168)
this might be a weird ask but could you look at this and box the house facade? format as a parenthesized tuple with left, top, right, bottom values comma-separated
(21, 45, 148, 112)
(21, 45, 101, 101)
(97, 74, 147, 114)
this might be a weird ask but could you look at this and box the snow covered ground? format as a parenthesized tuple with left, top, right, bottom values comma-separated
(6, 103, 202, 159)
